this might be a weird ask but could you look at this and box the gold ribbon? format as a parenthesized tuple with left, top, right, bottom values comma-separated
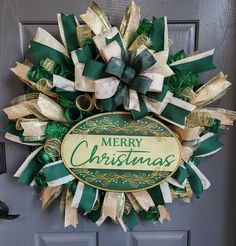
(80, 1, 111, 35)
(171, 181, 193, 202)
(186, 110, 215, 128)
(44, 138, 61, 161)
(191, 72, 231, 106)
(125, 193, 142, 212)
(77, 23, 93, 48)
(75, 94, 94, 112)
(128, 34, 151, 51)
(97, 192, 126, 230)
(203, 107, 236, 126)
(119, 0, 141, 47)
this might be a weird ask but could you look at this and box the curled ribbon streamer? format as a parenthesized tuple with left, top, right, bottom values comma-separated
(186, 110, 215, 128)
(75, 94, 94, 112)
(65, 106, 83, 123)
(44, 138, 61, 161)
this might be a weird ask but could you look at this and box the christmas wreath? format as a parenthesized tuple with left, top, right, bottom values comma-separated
(3, 1, 236, 230)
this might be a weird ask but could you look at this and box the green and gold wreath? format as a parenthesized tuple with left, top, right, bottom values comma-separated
(3, 1, 236, 230)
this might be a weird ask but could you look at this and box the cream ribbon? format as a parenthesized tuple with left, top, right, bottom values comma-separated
(40, 186, 62, 209)
(172, 126, 203, 141)
(131, 190, 155, 211)
(4, 93, 67, 122)
(64, 188, 78, 228)
(191, 72, 231, 106)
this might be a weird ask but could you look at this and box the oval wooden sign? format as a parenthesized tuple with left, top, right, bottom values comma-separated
(61, 112, 181, 192)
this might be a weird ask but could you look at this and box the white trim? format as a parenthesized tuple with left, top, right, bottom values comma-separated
(5, 133, 42, 146)
(160, 182, 172, 203)
(167, 177, 186, 189)
(47, 175, 75, 187)
(170, 49, 215, 66)
(71, 182, 85, 208)
(34, 27, 69, 57)
(188, 162, 211, 190)
(170, 97, 196, 112)
(14, 146, 43, 177)
(164, 16, 169, 51)
(43, 160, 63, 169)
(57, 13, 67, 49)
(195, 147, 222, 158)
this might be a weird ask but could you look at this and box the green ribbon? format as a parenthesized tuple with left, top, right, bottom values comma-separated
(3, 121, 23, 137)
(150, 16, 165, 52)
(167, 50, 187, 65)
(167, 72, 198, 95)
(129, 18, 152, 47)
(161, 103, 191, 126)
(78, 185, 98, 213)
(130, 17, 167, 52)
(185, 164, 203, 199)
(123, 210, 139, 231)
(148, 186, 165, 205)
(34, 172, 47, 189)
(141, 206, 160, 222)
(205, 119, 221, 133)
(172, 165, 189, 184)
(28, 41, 74, 80)
(101, 48, 156, 120)
(57, 95, 75, 109)
(37, 150, 54, 164)
(18, 152, 45, 185)
(170, 52, 216, 74)
(60, 13, 79, 52)
(43, 161, 73, 184)
(27, 65, 52, 82)
(193, 134, 223, 157)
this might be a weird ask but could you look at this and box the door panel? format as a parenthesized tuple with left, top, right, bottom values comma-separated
(34, 232, 97, 246)
(0, 1, 235, 246)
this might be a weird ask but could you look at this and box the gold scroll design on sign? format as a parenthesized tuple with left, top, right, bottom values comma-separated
(72, 168, 170, 189)
(71, 116, 172, 139)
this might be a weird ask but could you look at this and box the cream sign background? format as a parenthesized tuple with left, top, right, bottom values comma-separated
(61, 112, 181, 191)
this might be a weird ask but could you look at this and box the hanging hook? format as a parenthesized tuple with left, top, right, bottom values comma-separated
(0, 200, 20, 220)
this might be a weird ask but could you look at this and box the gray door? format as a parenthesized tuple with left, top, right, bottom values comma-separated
(0, 0, 235, 245)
